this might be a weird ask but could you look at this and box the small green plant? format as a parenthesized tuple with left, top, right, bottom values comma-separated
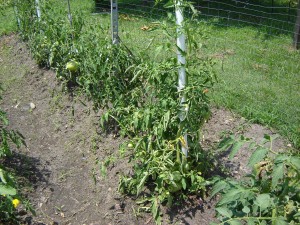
(211, 134, 300, 225)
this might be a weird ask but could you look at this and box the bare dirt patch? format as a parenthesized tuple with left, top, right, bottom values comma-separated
(0, 35, 289, 225)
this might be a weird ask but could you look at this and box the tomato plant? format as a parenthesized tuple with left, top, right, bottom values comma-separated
(211, 135, 300, 225)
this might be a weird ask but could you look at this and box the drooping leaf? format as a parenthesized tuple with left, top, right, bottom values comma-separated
(229, 141, 245, 160)
(137, 172, 148, 195)
(274, 217, 288, 225)
(151, 198, 158, 221)
(255, 194, 271, 211)
(247, 218, 257, 225)
(274, 154, 290, 164)
(211, 180, 228, 197)
(217, 135, 235, 151)
(218, 189, 242, 205)
(215, 206, 232, 218)
(0, 183, 17, 195)
(248, 147, 268, 167)
(242, 205, 250, 214)
(0, 169, 7, 184)
(290, 156, 300, 170)
(271, 162, 284, 189)
(181, 178, 186, 190)
(163, 110, 170, 131)
(229, 219, 242, 225)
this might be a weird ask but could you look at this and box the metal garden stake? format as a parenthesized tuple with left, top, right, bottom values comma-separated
(175, 0, 188, 157)
(111, 0, 119, 44)
(35, 0, 41, 19)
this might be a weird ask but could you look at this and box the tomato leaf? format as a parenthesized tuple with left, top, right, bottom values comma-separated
(248, 147, 268, 167)
(0, 184, 17, 196)
(215, 206, 232, 218)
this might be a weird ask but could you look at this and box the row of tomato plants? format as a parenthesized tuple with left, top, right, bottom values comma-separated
(15, 0, 217, 223)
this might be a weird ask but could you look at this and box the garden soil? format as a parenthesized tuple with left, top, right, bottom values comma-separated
(0, 35, 290, 225)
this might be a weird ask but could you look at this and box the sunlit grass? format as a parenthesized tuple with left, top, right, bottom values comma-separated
(0, 7, 17, 35)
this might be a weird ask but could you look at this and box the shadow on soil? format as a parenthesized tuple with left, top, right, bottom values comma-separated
(2, 150, 51, 191)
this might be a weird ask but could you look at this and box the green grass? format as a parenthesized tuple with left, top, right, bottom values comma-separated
(0, 7, 17, 35)
(1, 0, 299, 148)
(203, 24, 300, 147)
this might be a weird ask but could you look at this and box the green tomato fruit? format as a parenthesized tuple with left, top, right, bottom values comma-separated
(127, 143, 134, 148)
(185, 163, 190, 171)
(66, 61, 78, 72)
(169, 182, 182, 193)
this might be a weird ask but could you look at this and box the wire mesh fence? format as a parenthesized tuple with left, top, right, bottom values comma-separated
(1, 0, 299, 146)
(93, 0, 300, 145)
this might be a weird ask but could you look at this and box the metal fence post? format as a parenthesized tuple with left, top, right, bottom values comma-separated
(111, 0, 119, 44)
(293, 0, 300, 49)
(67, 0, 73, 26)
(35, 0, 41, 19)
(175, 0, 188, 157)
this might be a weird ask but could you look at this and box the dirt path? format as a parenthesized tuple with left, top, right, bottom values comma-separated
(0, 35, 289, 225)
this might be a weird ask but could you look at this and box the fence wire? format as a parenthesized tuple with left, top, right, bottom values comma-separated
(1, 0, 299, 145)
(94, 0, 300, 145)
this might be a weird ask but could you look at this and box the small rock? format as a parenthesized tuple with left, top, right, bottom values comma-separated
(14, 102, 20, 108)
(114, 204, 122, 210)
(30, 102, 36, 109)
(22, 105, 30, 111)
(287, 144, 292, 147)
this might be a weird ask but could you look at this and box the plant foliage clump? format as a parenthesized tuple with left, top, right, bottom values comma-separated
(211, 135, 300, 225)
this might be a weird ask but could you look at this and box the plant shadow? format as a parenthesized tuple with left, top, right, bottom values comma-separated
(2, 150, 51, 190)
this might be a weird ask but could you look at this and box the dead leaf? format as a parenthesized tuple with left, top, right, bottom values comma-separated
(140, 25, 150, 31)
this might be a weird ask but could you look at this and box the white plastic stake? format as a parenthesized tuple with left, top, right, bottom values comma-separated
(111, 0, 119, 44)
(35, 0, 41, 19)
(67, 0, 73, 26)
(175, 0, 188, 157)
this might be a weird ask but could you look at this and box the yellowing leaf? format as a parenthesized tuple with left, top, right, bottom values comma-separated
(140, 25, 150, 31)
(179, 136, 187, 148)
